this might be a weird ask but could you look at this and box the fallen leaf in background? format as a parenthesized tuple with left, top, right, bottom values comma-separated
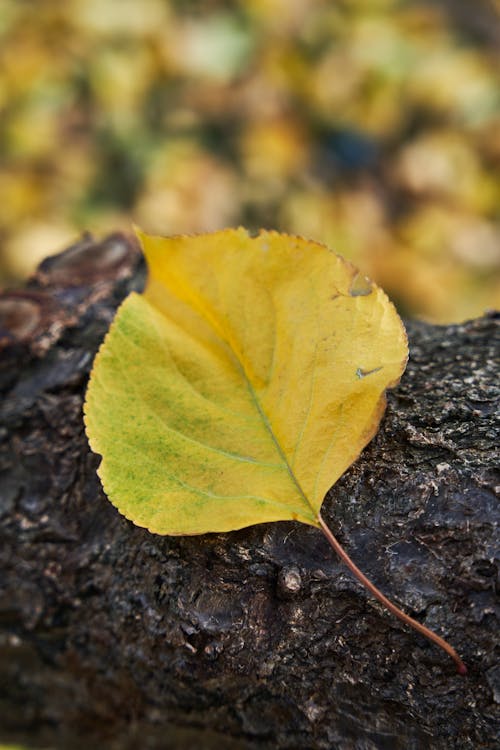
(1, 1, 499, 322)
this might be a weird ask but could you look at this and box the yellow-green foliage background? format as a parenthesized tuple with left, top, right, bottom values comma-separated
(0, 0, 499, 322)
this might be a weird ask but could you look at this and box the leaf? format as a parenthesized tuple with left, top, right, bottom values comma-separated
(84, 228, 466, 674)
(85, 228, 407, 534)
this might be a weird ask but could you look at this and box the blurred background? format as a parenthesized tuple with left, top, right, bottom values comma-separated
(0, 0, 498, 322)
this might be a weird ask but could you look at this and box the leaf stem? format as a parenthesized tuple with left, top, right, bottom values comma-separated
(317, 512, 467, 675)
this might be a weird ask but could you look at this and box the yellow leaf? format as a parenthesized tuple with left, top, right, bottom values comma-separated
(85, 228, 407, 534)
(84, 228, 468, 674)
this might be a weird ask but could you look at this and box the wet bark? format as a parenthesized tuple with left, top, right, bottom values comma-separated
(0, 233, 498, 750)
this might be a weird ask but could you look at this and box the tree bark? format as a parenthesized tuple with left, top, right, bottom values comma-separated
(0, 233, 498, 750)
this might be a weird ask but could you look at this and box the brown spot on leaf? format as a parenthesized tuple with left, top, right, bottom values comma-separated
(356, 366, 383, 379)
(349, 272, 372, 297)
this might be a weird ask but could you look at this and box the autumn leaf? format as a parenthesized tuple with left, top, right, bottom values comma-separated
(84, 228, 466, 674)
(85, 228, 404, 530)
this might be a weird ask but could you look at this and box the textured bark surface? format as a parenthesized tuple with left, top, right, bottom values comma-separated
(0, 234, 498, 750)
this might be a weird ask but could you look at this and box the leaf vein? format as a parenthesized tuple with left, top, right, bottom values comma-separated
(96, 352, 283, 468)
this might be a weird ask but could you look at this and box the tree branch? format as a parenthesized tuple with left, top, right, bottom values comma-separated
(0, 234, 498, 749)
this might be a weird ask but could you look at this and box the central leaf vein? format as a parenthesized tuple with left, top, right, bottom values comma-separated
(236, 361, 317, 521)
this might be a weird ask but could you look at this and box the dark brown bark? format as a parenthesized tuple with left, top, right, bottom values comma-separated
(0, 233, 498, 750)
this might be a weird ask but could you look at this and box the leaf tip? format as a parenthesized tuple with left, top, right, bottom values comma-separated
(132, 223, 146, 245)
